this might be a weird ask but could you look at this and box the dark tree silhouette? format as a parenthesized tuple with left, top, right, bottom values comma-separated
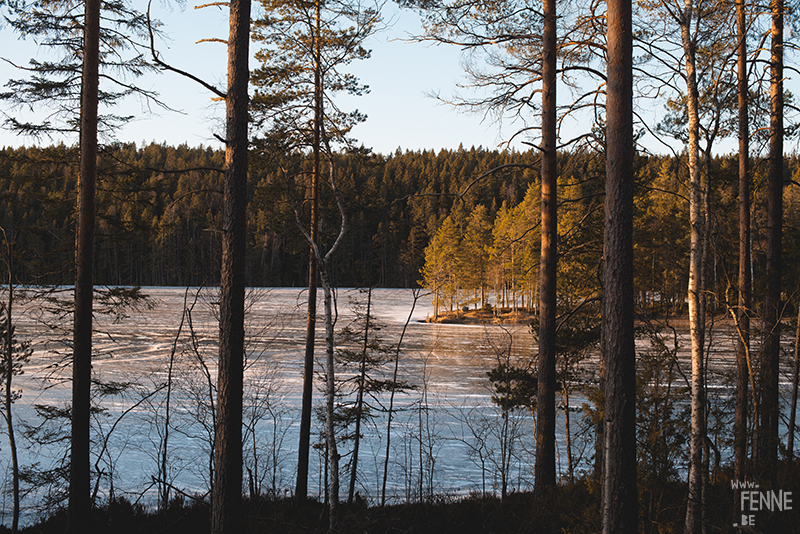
(734, 0, 750, 482)
(69, 0, 100, 531)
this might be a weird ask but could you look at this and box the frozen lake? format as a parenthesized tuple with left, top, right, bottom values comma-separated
(1, 286, 783, 525)
(2, 287, 572, 523)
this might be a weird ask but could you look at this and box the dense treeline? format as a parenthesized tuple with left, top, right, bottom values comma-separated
(422, 149, 800, 318)
(0, 143, 535, 287)
(0, 143, 224, 286)
(3, 142, 799, 304)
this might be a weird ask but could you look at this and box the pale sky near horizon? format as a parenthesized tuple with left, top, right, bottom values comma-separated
(0, 2, 529, 155)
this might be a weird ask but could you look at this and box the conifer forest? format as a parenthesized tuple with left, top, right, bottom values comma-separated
(1, 0, 800, 533)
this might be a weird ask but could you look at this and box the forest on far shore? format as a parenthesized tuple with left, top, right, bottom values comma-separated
(2, 142, 800, 304)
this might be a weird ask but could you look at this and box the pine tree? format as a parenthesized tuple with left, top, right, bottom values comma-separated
(422, 215, 462, 316)
(759, 0, 784, 479)
(2, 4, 162, 528)
(734, 0, 751, 483)
(459, 205, 493, 307)
(70, 2, 100, 529)
(2, 0, 159, 139)
(251, 0, 380, 503)
(536, 0, 558, 492)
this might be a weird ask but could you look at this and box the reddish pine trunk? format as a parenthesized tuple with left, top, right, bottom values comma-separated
(602, 0, 637, 532)
(211, 1, 250, 533)
(535, 0, 557, 493)
(734, 0, 750, 482)
(759, 0, 783, 478)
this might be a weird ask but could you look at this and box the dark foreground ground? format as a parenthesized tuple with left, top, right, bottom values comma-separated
(9, 464, 800, 534)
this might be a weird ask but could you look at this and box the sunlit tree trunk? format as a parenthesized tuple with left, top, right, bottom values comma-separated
(69, 1, 100, 531)
(316, 184, 344, 529)
(212, 1, 250, 533)
(734, 0, 750, 482)
(758, 0, 783, 481)
(602, 0, 637, 531)
(535, 0, 557, 494)
(679, 0, 706, 530)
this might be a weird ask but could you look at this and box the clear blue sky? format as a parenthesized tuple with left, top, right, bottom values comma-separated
(1, 2, 790, 156)
(0, 2, 526, 154)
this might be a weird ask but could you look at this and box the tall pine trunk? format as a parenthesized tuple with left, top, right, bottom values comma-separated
(296, 0, 323, 500)
(297, 156, 347, 529)
(759, 0, 783, 480)
(734, 0, 750, 482)
(535, 0, 557, 493)
(211, 1, 250, 533)
(602, 0, 637, 530)
(69, 1, 100, 531)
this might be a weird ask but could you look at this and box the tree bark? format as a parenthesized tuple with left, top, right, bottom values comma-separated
(296, 222, 317, 503)
(734, 0, 750, 482)
(211, 1, 250, 533)
(680, 0, 706, 530)
(759, 0, 783, 479)
(602, 0, 637, 531)
(320, 262, 340, 530)
(69, 1, 100, 531)
(535, 0, 557, 494)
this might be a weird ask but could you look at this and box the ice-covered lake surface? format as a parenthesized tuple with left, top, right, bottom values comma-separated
(0, 287, 758, 523)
